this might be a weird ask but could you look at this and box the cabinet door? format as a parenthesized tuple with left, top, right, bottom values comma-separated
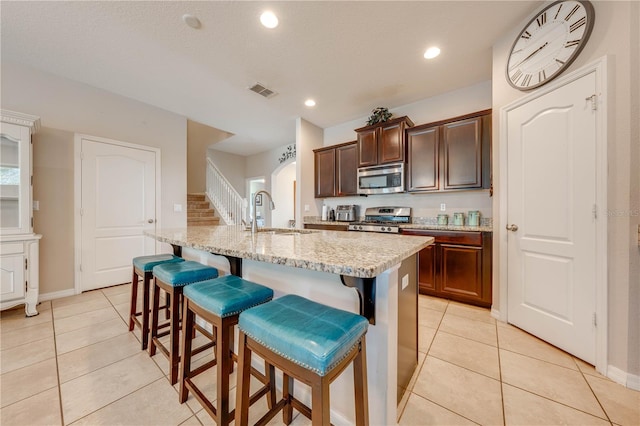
(378, 123, 404, 164)
(1, 252, 26, 303)
(314, 149, 336, 198)
(417, 244, 436, 295)
(357, 128, 378, 167)
(336, 143, 357, 196)
(442, 117, 482, 190)
(439, 244, 483, 302)
(407, 126, 439, 191)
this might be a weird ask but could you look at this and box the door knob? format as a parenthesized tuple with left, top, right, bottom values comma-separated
(148, 219, 155, 224)
(506, 224, 519, 232)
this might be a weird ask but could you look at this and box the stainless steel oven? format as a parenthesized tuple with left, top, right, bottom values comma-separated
(357, 162, 405, 195)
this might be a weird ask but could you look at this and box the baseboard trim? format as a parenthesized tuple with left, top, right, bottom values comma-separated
(491, 308, 503, 321)
(39, 288, 77, 302)
(607, 365, 640, 391)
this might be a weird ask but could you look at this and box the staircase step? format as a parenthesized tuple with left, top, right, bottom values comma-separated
(188, 210, 216, 218)
(187, 193, 206, 202)
(187, 217, 220, 226)
(187, 201, 211, 209)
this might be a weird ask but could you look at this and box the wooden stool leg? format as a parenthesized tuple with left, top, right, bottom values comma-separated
(267, 361, 277, 410)
(235, 331, 252, 426)
(128, 270, 139, 331)
(148, 279, 161, 357)
(169, 288, 181, 385)
(282, 373, 294, 425)
(216, 319, 232, 426)
(179, 297, 195, 403)
(311, 377, 330, 426)
(140, 272, 151, 350)
(353, 338, 369, 426)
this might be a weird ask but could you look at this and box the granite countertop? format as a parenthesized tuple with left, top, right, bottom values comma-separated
(303, 218, 493, 232)
(146, 225, 433, 279)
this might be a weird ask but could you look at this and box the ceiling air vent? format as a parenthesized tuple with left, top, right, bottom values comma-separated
(248, 82, 277, 99)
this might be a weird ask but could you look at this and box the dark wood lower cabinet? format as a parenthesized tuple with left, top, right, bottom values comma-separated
(402, 229, 492, 307)
(303, 223, 349, 231)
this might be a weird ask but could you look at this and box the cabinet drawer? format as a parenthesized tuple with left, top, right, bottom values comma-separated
(402, 230, 482, 246)
(0, 243, 25, 255)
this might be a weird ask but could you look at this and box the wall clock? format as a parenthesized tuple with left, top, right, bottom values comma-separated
(506, 0, 595, 91)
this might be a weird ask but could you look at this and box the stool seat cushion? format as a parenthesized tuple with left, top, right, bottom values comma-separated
(239, 294, 368, 376)
(184, 275, 274, 318)
(133, 254, 184, 272)
(152, 261, 219, 286)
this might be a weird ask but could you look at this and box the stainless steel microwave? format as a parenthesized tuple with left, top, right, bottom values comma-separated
(357, 162, 405, 195)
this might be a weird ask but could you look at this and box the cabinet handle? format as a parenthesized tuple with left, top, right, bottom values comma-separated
(506, 224, 519, 232)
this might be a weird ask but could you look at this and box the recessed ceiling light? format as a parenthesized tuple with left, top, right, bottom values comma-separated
(424, 46, 441, 59)
(304, 99, 316, 107)
(260, 11, 279, 29)
(182, 14, 201, 29)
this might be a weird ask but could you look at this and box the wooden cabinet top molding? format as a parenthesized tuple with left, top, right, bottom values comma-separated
(313, 140, 356, 153)
(354, 115, 414, 133)
(407, 109, 491, 133)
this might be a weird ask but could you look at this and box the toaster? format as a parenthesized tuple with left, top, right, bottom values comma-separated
(335, 205, 358, 222)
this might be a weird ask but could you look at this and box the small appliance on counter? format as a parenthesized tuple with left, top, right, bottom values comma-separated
(335, 205, 358, 222)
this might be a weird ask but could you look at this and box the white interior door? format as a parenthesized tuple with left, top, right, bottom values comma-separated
(80, 137, 156, 291)
(506, 71, 597, 364)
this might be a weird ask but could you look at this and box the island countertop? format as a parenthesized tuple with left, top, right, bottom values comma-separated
(146, 225, 433, 278)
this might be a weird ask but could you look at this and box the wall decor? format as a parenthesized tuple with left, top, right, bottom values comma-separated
(278, 144, 296, 163)
(366, 107, 393, 125)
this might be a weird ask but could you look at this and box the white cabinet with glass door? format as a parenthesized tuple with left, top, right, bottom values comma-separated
(1, 110, 41, 316)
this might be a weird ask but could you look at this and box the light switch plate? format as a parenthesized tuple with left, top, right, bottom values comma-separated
(304, 204, 310, 212)
(440, 203, 446, 211)
(401, 274, 409, 290)
(174, 203, 182, 212)
(33, 200, 39, 211)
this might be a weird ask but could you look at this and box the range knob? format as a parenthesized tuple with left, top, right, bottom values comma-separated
(358, 225, 363, 230)
(387, 227, 392, 232)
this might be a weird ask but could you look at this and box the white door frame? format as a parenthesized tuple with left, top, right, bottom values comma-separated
(498, 56, 608, 374)
(73, 134, 162, 294)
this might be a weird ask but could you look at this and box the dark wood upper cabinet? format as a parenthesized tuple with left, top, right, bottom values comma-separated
(407, 110, 491, 193)
(407, 126, 439, 191)
(356, 116, 414, 167)
(336, 143, 357, 196)
(313, 141, 357, 198)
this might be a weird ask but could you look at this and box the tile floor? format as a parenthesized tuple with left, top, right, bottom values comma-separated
(1, 284, 638, 425)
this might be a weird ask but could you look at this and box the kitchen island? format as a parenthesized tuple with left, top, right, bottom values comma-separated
(146, 225, 433, 425)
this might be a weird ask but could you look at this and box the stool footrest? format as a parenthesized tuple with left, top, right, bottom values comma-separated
(191, 341, 215, 356)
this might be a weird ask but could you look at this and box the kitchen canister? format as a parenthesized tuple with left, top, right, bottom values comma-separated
(452, 212, 465, 226)
(467, 210, 481, 226)
(437, 214, 448, 225)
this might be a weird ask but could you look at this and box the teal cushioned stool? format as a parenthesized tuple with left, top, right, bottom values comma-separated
(179, 276, 275, 426)
(148, 260, 219, 385)
(236, 294, 369, 426)
(129, 254, 184, 350)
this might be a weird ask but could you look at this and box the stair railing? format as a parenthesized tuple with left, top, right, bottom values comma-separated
(206, 158, 247, 226)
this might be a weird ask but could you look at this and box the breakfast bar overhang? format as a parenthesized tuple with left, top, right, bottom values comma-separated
(147, 225, 433, 425)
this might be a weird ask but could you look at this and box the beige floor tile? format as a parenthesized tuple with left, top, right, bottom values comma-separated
(418, 325, 437, 353)
(55, 317, 128, 354)
(180, 415, 204, 426)
(0, 305, 27, 319)
(498, 323, 577, 369)
(54, 306, 121, 335)
(574, 357, 609, 379)
(445, 301, 495, 324)
(71, 378, 194, 426)
(100, 282, 131, 298)
(399, 392, 475, 425)
(106, 290, 134, 306)
(438, 313, 497, 347)
(412, 356, 503, 425)
(52, 289, 108, 308)
(500, 349, 606, 419)
(61, 351, 164, 424)
(57, 332, 142, 383)
(0, 358, 58, 408)
(585, 374, 640, 425)
(503, 383, 610, 425)
(53, 296, 112, 320)
(0, 320, 53, 350)
(429, 331, 500, 379)
(0, 387, 61, 426)
(418, 306, 444, 329)
(113, 301, 133, 323)
(0, 336, 56, 374)
(0, 306, 52, 333)
(418, 295, 448, 312)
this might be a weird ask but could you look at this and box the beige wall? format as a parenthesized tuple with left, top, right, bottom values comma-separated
(492, 1, 639, 379)
(1, 61, 188, 297)
(187, 120, 233, 193)
(296, 119, 324, 226)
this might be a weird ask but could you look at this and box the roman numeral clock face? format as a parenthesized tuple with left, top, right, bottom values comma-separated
(506, 0, 595, 90)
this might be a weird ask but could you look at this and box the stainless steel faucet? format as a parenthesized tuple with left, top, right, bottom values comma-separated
(251, 190, 276, 234)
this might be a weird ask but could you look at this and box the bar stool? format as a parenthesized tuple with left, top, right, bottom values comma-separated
(129, 254, 184, 350)
(236, 294, 369, 426)
(149, 260, 220, 384)
(179, 275, 275, 426)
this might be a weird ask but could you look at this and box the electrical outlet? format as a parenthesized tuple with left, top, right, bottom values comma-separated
(304, 204, 310, 212)
(174, 203, 182, 212)
(440, 203, 446, 211)
(33, 200, 39, 211)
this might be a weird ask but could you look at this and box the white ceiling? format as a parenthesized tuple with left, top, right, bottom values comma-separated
(1, 1, 540, 156)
